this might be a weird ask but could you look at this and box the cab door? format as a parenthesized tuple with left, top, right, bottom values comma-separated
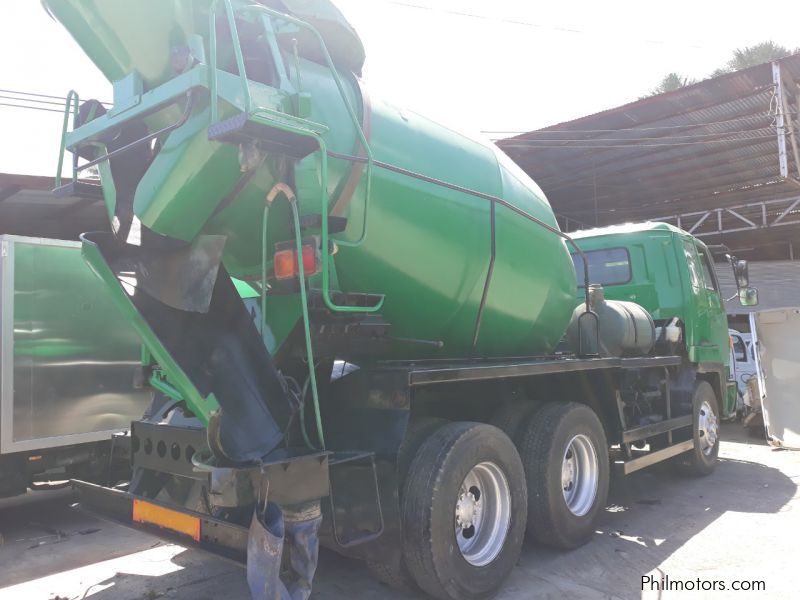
(680, 239, 723, 352)
(695, 243, 730, 357)
(686, 240, 736, 415)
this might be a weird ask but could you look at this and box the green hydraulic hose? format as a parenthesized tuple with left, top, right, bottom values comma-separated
(299, 377, 316, 450)
(264, 183, 326, 450)
(289, 198, 326, 450)
(261, 202, 269, 343)
(263, 201, 314, 449)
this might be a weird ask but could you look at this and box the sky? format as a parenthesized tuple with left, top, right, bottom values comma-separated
(1, 0, 798, 176)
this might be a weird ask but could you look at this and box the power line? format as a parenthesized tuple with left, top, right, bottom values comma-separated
(0, 102, 64, 114)
(0, 88, 73, 101)
(0, 94, 72, 108)
(380, 0, 712, 50)
(0, 88, 112, 106)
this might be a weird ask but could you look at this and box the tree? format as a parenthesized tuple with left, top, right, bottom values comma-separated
(712, 41, 799, 76)
(646, 72, 697, 97)
(648, 41, 799, 97)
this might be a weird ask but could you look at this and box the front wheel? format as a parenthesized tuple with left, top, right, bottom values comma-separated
(678, 381, 720, 476)
(402, 422, 527, 600)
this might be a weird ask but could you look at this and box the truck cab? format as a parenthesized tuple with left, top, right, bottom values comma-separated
(570, 222, 743, 418)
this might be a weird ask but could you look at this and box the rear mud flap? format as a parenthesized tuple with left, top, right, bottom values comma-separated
(247, 502, 322, 600)
(81, 231, 293, 462)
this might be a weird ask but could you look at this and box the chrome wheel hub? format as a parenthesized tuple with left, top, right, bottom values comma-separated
(561, 434, 599, 517)
(456, 490, 480, 529)
(698, 400, 719, 455)
(454, 461, 511, 567)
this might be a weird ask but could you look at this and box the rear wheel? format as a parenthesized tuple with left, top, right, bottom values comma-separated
(490, 401, 541, 446)
(397, 417, 449, 485)
(402, 422, 527, 600)
(366, 416, 447, 591)
(365, 558, 413, 591)
(519, 402, 609, 549)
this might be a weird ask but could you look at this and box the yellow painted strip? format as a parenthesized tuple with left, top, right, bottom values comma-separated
(132, 499, 201, 542)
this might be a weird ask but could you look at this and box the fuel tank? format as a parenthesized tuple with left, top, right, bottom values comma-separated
(565, 285, 656, 357)
(45, 0, 577, 359)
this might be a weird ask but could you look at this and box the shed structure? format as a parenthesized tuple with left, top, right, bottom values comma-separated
(0, 173, 107, 239)
(497, 54, 800, 260)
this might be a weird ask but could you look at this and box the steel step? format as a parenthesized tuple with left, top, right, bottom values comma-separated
(618, 439, 695, 475)
(207, 112, 320, 159)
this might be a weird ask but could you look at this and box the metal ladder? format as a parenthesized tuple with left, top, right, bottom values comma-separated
(207, 0, 383, 316)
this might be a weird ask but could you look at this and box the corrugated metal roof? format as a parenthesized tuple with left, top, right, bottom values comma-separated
(497, 54, 800, 253)
(0, 172, 107, 239)
(718, 260, 800, 315)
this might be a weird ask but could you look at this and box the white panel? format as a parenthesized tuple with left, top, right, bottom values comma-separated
(753, 308, 800, 449)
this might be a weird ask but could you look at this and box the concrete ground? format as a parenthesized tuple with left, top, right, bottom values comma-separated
(0, 423, 797, 600)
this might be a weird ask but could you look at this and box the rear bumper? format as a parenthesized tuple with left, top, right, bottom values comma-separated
(72, 479, 249, 561)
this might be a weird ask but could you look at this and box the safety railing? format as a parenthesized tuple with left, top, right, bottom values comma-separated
(55, 90, 80, 187)
(209, 0, 381, 315)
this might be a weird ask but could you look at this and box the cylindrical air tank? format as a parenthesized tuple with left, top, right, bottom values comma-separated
(566, 285, 656, 357)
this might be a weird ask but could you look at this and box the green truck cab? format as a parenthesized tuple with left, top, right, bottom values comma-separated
(571, 222, 753, 419)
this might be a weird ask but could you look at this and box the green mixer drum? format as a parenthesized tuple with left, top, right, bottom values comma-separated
(44, 0, 577, 359)
(332, 100, 578, 357)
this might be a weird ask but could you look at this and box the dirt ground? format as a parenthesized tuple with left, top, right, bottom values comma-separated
(0, 423, 797, 600)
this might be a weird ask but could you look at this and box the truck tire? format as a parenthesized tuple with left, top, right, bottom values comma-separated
(397, 417, 449, 487)
(490, 401, 541, 446)
(677, 381, 720, 476)
(366, 416, 448, 591)
(402, 422, 527, 600)
(365, 558, 414, 591)
(519, 402, 609, 549)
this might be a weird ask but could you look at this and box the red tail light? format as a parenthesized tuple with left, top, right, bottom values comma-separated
(274, 243, 320, 280)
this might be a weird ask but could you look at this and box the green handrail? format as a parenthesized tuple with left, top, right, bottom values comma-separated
(209, 0, 256, 121)
(56, 90, 80, 187)
(213, 0, 380, 314)
(242, 3, 374, 245)
(240, 3, 373, 166)
(222, 0, 252, 114)
(255, 118, 383, 313)
(243, 3, 374, 245)
(208, 6, 220, 123)
(149, 371, 185, 403)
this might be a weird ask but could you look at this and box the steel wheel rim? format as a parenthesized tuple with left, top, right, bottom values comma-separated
(561, 434, 599, 517)
(698, 400, 719, 455)
(454, 461, 511, 567)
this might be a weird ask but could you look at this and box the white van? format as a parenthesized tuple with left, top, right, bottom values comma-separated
(729, 328, 757, 400)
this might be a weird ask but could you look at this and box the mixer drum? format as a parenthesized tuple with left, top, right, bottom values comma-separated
(44, 0, 578, 360)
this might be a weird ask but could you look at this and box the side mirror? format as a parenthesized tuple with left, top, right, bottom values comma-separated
(739, 287, 759, 306)
(734, 259, 750, 288)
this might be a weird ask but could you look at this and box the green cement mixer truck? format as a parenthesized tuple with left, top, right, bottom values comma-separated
(41, 1, 758, 598)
